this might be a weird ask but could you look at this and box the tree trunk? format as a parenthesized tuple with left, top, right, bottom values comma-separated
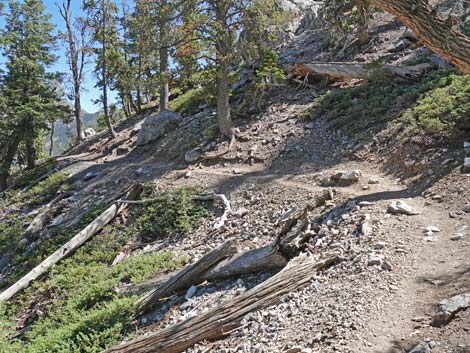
(25, 140, 37, 170)
(49, 122, 55, 157)
(0, 138, 20, 190)
(102, 1, 116, 139)
(74, 81, 84, 141)
(0, 184, 142, 303)
(159, 1, 170, 111)
(103, 256, 340, 353)
(214, 3, 234, 138)
(368, 0, 470, 74)
(136, 241, 237, 315)
(288, 62, 434, 81)
(356, 0, 369, 44)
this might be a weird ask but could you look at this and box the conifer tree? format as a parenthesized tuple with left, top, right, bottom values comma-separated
(0, 0, 68, 189)
(83, 0, 119, 138)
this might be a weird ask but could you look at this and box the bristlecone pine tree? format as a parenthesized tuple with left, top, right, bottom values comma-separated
(0, 0, 68, 189)
(368, 0, 470, 73)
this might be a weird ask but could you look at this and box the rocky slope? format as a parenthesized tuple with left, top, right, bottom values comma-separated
(0, 4, 469, 353)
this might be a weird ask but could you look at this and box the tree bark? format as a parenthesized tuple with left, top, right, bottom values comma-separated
(25, 140, 37, 170)
(49, 122, 55, 156)
(288, 62, 434, 81)
(102, 0, 116, 139)
(214, 2, 235, 138)
(0, 138, 21, 190)
(159, 0, 170, 111)
(0, 184, 141, 302)
(103, 256, 340, 353)
(136, 241, 237, 315)
(368, 0, 470, 74)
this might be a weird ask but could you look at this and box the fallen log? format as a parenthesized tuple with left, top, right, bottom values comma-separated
(0, 183, 142, 303)
(119, 190, 333, 298)
(135, 241, 237, 315)
(118, 246, 287, 298)
(23, 190, 74, 236)
(104, 255, 340, 353)
(288, 62, 435, 81)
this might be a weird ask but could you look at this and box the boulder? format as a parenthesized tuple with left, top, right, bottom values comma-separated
(137, 110, 181, 146)
(431, 292, 470, 327)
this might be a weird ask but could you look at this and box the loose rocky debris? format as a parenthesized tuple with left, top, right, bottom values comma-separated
(431, 292, 470, 327)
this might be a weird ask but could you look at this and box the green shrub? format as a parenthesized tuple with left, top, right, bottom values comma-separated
(20, 171, 73, 206)
(169, 87, 213, 114)
(12, 159, 58, 189)
(131, 187, 210, 241)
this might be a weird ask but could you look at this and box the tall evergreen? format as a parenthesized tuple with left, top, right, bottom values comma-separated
(0, 0, 68, 189)
(83, 0, 120, 138)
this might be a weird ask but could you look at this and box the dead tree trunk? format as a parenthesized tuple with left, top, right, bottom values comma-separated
(0, 184, 141, 303)
(368, 0, 470, 74)
(288, 62, 434, 81)
(103, 256, 340, 353)
(135, 241, 237, 315)
(119, 189, 333, 299)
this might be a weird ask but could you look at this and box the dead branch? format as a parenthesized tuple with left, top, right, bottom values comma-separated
(288, 62, 435, 81)
(0, 183, 142, 303)
(135, 241, 236, 316)
(104, 255, 340, 353)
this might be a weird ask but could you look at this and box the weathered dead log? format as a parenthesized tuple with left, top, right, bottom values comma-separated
(431, 292, 470, 327)
(120, 190, 333, 298)
(118, 246, 287, 298)
(0, 184, 142, 303)
(23, 191, 74, 236)
(104, 255, 340, 353)
(288, 62, 435, 81)
(201, 245, 287, 281)
(135, 241, 237, 315)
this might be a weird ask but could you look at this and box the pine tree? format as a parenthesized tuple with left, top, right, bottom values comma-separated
(0, 0, 69, 189)
(58, 0, 92, 142)
(83, 0, 119, 138)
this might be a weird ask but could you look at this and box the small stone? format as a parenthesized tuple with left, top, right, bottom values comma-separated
(409, 341, 434, 353)
(367, 253, 384, 266)
(84, 171, 98, 181)
(358, 201, 374, 207)
(184, 171, 192, 178)
(368, 177, 380, 184)
(463, 204, 470, 213)
(451, 234, 463, 241)
(373, 241, 386, 249)
(381, 260, 393, 270)
(185, 149, 201, 163)
(136, 165, 150, 176)
(185, 285, 197, 299)
(232, 169, 242, 175)
(388, 200, 420, 215)
(424, 226, 440, 233)
(362, 185, 370, 190)
(361, 222, 373, 236)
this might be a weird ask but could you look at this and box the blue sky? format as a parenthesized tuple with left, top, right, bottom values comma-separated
(0, 0, 119, 113)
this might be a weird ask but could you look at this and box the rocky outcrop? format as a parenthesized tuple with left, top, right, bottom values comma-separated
(137, 110, 182, 146)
